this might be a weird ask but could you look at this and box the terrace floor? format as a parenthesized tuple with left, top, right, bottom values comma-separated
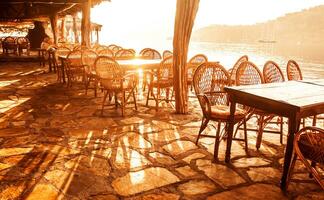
(0, 62, 323, 199)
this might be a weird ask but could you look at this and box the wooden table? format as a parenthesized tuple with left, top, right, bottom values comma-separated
(224, 79, 324, 190)
(58, 55, 161, 83)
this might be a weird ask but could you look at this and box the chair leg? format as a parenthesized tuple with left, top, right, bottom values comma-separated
(312, 115, 317, 126)
(196, 117, 209, 145)
(85, 76, 90, 95)
(156, 87, 160, 111)
(146, 85, 151, 106)
(94, 79, 98, 97)
(121, 91, 125, 117)
(309, 161, 316, 178)
(256, 115, 264, 150)
(132, 88, 137, 110)
(101, 90, 109, 116)
(214, 121, 221, 160)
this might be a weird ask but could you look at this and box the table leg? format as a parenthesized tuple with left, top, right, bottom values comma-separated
(60, 58, 66, 84)
(225, 96, 237, 163)
(280, 114, 301, 190)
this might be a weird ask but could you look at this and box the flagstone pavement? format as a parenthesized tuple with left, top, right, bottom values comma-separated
(0, 62, 323, 199)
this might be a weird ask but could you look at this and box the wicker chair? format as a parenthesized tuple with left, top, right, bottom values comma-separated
(146, 55, 173, 111)
(287, 127, 324, 190)
(162, 50, 173, 59)
(115, 49, 135, 59)
(112, 46, 122, 54)
(262, 60, 285, 144)
(66, 50, 84, 87)
(230, 55, 248, 85)
(188, 54, 208, 91)
(287, 60, 302, 81)
(81, 49, 98, 96)
(108, 44, 118, 50)
(236, 61, 277, 149)
(94, 56, 137, 116)
(193, 62, 248, 159)
(17, 37, 30, 56)
(95, 45, 109, 53)
(140, 48, 162, 91)
(2, 36, 17, 55)
(98, 49, 114, 57)
(53, 46, 71, 83)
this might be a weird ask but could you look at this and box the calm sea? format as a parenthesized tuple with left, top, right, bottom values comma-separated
(102, 39, 324, 79)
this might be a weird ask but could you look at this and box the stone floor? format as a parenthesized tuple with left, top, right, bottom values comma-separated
(0, 62, 323, 200)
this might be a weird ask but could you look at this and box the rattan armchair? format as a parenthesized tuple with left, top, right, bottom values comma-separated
(230, 55, 248, 85)
(236, 61, 277, 150)
(53, 46, 71, 83)
(193, 62, 248, 159)
(17, 37, 30, 56)
(139, 48, 162, 91)
(287, 127, 324, 190)
(162, 50, 173, 59)
(95, 45, 109, 53)
(98, 49, 114, 57)
(287, 60, 302, 81)
(66, 50, 84, 87)
(81, 49, 98, 96)
(188, 54, 208, 91)
(2, 36, 17, 55)
(94, 56, 137, 116)
(146, 55, 173, 111)
(115, 49, 135, 59)
(262, 60, 285, 144)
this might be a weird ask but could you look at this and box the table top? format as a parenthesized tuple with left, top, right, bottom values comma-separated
(225, 79, 324, 117)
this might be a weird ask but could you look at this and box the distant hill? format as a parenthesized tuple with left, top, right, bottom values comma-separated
(192, 5, 324, 46)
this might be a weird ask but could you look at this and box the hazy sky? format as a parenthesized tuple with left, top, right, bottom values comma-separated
(91, 0, 324, 46)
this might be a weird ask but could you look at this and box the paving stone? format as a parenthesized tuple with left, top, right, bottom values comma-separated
(178, 180, 218, 196)
(182, 152, 206, 164)
(247, 167, 281, 182)
(120, 117, 144, 124)
(78, 117, 118, 129)
(163, 140, 198, 156)
(88, 194, 119, 200)
(128, 192, 180, 200)
(232, 157, 271, 168)
(147, 129, 182, 143)
(0, 162, 12, 171)
(295, 192, 324, 200)
(0, 147, 33, 157)
(112, 167, 180, 196)
(25, 183, 62, 200)
(119, 132, 152, 149)
(138, 123, 161, 134)
(149, 152, 176, 165)
(196, 159, 245, 188)
(207, 184, 288, 200)
(112, 147, 151, 170)
(175, 166, 199, 177)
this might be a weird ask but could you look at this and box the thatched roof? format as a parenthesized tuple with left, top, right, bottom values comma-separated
(0, 0, 108, 21)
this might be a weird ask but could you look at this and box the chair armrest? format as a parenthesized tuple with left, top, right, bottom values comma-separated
(196, 93, 212, 117)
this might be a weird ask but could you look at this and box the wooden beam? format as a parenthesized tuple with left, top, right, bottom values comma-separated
(50, 14, 58, 45)
(173, 0, 200, 114)
(0, 0, 90, 4)
(81, 0, 91, 47)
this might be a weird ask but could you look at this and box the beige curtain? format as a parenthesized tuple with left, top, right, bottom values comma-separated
(173, 0, 200, 114)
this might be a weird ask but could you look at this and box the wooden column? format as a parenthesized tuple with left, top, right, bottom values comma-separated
(50, 14, 58, 45)
(61, 17, 65, 42)
(73, 14, 79, 43)
(173, 0, 200, 113)
(96, 28, 99, 44)
(81, 0, 91, 47)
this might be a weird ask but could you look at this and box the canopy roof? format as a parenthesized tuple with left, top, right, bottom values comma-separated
(0, 0, 108, 21)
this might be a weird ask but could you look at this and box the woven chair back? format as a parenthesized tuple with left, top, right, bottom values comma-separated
(94, 56, 122, 80)
(162, 50, 173, 59)
(287, 60, 303, 81)
(230, 55, 249, 85)
(67, 50, 83, 66)
(236, 61, 264, 86)
(115, 49, 135, 59)
(193, 62, 230, 107)
(158, 56, 173, 81)
(98, 49, 114, 57)
(263, 61, 285, 83)
(81, 49, 98, 72)
(140, 48, 162, 59)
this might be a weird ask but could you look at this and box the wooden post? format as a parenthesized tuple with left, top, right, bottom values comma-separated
(96, 27, 99, 44)
(81, 0, 91, 47)
(61, 16, 65, 42)
(173, 0, 200, 114)
(73, 14, 79, 43)
(50, 14, 58, 45)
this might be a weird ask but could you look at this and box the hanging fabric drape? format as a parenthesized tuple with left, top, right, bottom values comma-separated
(173, 0, 200, 114)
